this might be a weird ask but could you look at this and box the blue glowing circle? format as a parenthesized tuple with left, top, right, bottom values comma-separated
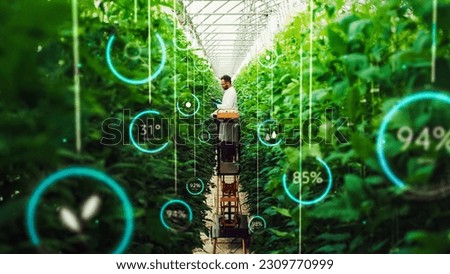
(248, 215, 267, 234)
(176, 94, 201, 117)
(185, 178, 205, 196)
(106, 33, 166, 85)
(26, 167, 134, 254)
(257, 119, 282, 146)
(129, 110, 169, 154)
(257, 49, 279, 69)
(160, 199, 193, 231)
(376, 91, 450, 189)
(282, 157, 333, 206)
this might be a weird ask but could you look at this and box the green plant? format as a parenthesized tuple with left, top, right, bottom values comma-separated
(0, 0, 218, 253)
(235, 0, 450, 254)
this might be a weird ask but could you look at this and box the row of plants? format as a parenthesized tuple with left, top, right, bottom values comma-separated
(235, 0, 450, 253)
(0, 0, 219, 253)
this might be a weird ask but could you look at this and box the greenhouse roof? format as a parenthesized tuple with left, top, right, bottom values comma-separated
(181, 0, 304, 78)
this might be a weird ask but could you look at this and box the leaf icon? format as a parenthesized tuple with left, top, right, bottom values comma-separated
(59, 207, 81, 233)
(81, 194, 101, 221)
(271, 131, 277, 139)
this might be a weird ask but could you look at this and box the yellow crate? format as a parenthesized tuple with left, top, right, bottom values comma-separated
(216, 110, 240, 119)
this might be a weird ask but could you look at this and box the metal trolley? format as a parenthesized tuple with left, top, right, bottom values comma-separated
(211, 109, 249, 254)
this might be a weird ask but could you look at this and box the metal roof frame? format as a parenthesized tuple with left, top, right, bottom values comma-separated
(181, 0, 292, 77)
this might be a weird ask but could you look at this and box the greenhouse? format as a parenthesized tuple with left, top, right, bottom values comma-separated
(0, 0, 449, 255)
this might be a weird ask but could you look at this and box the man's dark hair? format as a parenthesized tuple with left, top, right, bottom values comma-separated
(221, 75, 232, 84)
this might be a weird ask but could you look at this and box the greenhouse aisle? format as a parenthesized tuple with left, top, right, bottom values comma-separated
(193, 176, 249, 254)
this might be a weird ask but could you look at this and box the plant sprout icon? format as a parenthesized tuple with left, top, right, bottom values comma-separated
(265, 131, 277, 141)
(59, 194, 101, 233)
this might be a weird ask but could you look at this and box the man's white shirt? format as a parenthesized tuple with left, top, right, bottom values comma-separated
(217, 86, 238, 110)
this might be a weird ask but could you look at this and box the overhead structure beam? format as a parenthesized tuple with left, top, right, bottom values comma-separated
(209, 53, 247, 56)
(187, 0, 249, 2)
(200, 32, 259, 34)
(194, 1, 213, 14)
(182, 0, 290, 76)
(203, 39, 256, 41)
(208, 52, 251, 54)
(196, 1, 246, 36)
(203, 43, 254, 46)
(205, 48, 252, 52)
(206, 49, 252, 53)
(196, 23, 266, 26)
(208, 47, 248, 50)
(212, 60, 245, 62)
(209, 54, 248, 57)
(191, 13, 271, 16)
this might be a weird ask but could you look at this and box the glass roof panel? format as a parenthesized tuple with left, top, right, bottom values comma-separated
(181, 0, 298, 77)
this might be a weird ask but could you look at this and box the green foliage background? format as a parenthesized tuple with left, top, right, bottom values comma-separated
(0, 0, 219, 253)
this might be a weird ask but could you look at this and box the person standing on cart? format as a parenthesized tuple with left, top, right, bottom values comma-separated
(216, 75, 239, 162)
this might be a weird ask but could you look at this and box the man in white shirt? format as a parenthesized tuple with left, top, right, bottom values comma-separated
(217, 75, 238, 110)
(214, 75, 239, 162)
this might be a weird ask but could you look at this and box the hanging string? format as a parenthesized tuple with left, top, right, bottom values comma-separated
(173, 0, 178, 194)
(256, 4, 260, 216)
(308, 0, 313, 150)
(431, 0, 438, 84)
(134, 0, 138, 23)
(298, 43, 304, 254)
(148, 0, 152, 104)
(72, 0, 81, 154)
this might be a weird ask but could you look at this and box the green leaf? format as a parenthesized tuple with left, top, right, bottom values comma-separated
(327, 23, 347, 55)
(344, 174, 365, 198)
(350, 133, 374, 160)
(317, 232, 351, 242)
(271, 206, 292, 218)
(348, 19, 372, 41)
(268, 228, 292, 238)
(315, 243, 346, 253)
